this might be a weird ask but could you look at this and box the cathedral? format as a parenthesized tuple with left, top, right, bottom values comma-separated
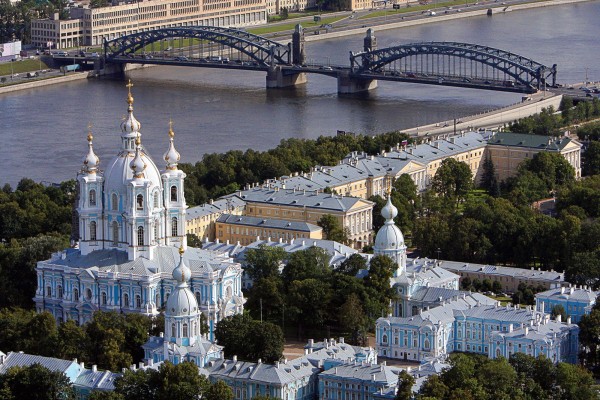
(34, 82, 245, 339)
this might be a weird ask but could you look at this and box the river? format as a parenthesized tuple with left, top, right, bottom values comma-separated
(0, 0, 598, 186)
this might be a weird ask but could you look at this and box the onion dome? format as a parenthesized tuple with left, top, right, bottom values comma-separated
(129, 136, 147, 178)
(120, 80, 142, 145)
(82, 127, 100, 174)
(374, 193, 405, 251)
(165, 246, 198, 317)
(163, 120, 181, 170)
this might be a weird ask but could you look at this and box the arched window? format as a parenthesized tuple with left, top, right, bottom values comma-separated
(136, 194, 144, 210)
(192, 322, 197, 336)
(101, 291, 107, 305)
(86, 288, 92, 300)
(496, 348, 501, 358)
(183, 323, 188, 337)
(424, 339, 430, 351)
(57, 285, 63, 299)
(195, 292, 201, 305)
(226, 286, 232, 298)
(73, 288, 79, 301)
(112, 221, 119, 246)
(90, 221, 97, 241)
(89, 189, 96, 206)
(155, 294, 160, 308)
(137, 226, 144, 246)
(154, 192, 159, 208)
(124, 293, 129, 307)
(382, 334, 388, 344)
(171, 323, 176, 337)
(112, 193, 118, 211)
(46, 285, 52, 297)
(171, 186, 178, 202)
(136, 294, 141, 308)
(171, 217, 178, 237)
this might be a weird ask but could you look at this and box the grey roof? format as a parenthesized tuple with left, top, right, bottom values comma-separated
(43, 246, 239, 279)
(320, 363, 399, 386)
(405, 259, 459, 286)
(410, 287, 495, 306)
(224, 188, 373, 212)
(216, 214, 322, 233)
(0, 352, 77, 375)
(375, 156, 426, 176)
(186, 197, 246, 220)
(206, 359, 318, 386)
(439, 259, 565, 283)
(74, 369, 119, 391)
(492, 319, 578, 342)
(487, 132, 579, 151)
(454, 304, 534, 323)
(535, 286, 597, 303)
(268, 175, 326, 191)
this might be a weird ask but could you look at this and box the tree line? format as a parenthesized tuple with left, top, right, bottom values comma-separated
(241, 245, 397, 344)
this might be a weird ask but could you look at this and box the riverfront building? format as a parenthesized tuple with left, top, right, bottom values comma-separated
(31, 0, 268, 49)
(34, 83, 244, 339)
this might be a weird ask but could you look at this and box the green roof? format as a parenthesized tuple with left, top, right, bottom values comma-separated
(488, 132, 574, 151)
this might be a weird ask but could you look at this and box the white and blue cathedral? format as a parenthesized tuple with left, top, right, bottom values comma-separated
(34, 83, 245, 342)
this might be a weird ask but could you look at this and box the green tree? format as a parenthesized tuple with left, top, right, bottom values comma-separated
(57, 320, 88, 361)
(286, 278, 331, 336)
(317, 214, 349, 244)
(0, 363, 75, 400)
(551, 304, 567, 321)
(364, 255, 396, 316)
(338, 292, 367, 345)
(204, 380, 234, 400)
(279, 7, 289, 19)
(480, 153, 500, 196)
(335, 253, 366, 276)
(244, 245, 286, 281)
(583, 141, 600, 176)
(395, 369, 415, 400)
(281, 246, 331, 285)
(88, 391, 125, 400)
(186, 233, 202, 248)
(431, 158, 473, 207)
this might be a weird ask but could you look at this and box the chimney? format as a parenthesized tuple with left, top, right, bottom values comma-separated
(139, 362, 144, 369)
(339, 337, 344, 344)
(556, 314, 562, 323)
(567, 316, 571, 324)
(233, 355, 237, 362)
(92, 365, 98, 373)
(524, 327, 529, 335)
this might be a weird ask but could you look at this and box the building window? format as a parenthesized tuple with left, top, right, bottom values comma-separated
(137, 226, 144, 246)
(154, 192, 159, 208)
(195, 292, 201, 305)
(172, 323, 176, 337)
(136, 294, 141, 308)
(86, 288, 92, 300)
(171, 217, 178, 237)
(171, 186, 177, 202)
(124, 293, 129, 307)
(137, 194, 144, 210)
(89, 189, 96, 206)
(154, 223, 159, 243)
(90, 221, 97, 241)
(46, 285, 52, 297)
(183, 323, 188, 337)
(112, 221, 119, 246)
(112, 193, 118, 211)
(101, 291, 107, 305)
(57, 285, 63, 299)
(73, 288, 79, 301)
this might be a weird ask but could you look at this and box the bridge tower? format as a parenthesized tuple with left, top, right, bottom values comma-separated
(292, 24, 306, 66)
(338, 29, 378, 94)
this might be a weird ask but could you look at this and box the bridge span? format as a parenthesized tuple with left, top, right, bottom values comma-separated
(91, 25, 557, 94)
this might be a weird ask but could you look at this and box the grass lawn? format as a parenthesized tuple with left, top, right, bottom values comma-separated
(0, 59, 49, 76)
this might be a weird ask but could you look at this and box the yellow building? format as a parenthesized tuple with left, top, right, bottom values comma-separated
(230, 187, 374, 249)
(185, 197, 246, 241)
(486, 132, 582, 181)
(215, 214, 322, 246)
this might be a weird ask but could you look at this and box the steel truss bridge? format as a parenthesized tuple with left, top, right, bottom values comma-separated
(101, 26, 557, 94)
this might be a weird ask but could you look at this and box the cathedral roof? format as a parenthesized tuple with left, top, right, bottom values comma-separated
(373, 195, 405, 253)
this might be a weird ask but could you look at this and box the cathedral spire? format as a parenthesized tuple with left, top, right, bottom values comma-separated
(82, 123, 99, 174)
(130, 136, 147, 178)
(120, 79, 142, 153)
(163, 119, 181, 171)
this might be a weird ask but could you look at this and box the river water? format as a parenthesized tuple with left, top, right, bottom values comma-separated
(1, 1, 598, 186)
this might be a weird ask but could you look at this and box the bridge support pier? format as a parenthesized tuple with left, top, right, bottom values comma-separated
(266, 66, 307, 89)
(337, 71, 377, 94)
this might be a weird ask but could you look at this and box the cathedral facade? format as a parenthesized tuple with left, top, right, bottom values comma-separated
(34, 83, 244, 339)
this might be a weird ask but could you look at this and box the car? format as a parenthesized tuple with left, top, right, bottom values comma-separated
(174, 56, 189, 61)
(463, 77, 471, 83)
(165, 47, 172, 51)
(320, 66, 333, 71)
(406, 72, 416, 78)
(484, 80, 492, 84)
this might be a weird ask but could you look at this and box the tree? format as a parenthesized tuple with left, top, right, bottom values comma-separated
(279, 7, 289, 19)
(583, 140, 600, 176)
(551, 304, 567, 321)
(186, 233, 202, 248)
(395, 369, 415, 400)
(204, 380, 234, 400)
(317, 214, 349, 244)
(281, 246, 331, 285)
(286, 278, 331, 336)
(431, 158, 473, 207)
(214, 314, 284, 363)
(0, 363, 75, 400)
(480, 153, 500, 196)
(88, 391, 125, 400)
(335, 253, 366, 276)
(338, 293, 367, 345)
(57, 320, 88, 361)
(244, 245, 286, 281)
(364, 255, 396, 316)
